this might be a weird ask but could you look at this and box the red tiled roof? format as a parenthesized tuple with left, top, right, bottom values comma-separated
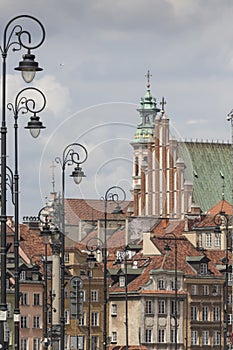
(65, 198, 132, 224)
(19, 224, 52, 260)
(207, 199, 232, 215)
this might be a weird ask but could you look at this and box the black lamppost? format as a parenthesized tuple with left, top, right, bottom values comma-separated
(0, 15, 45, 350)
(55, 143, 88, 350)
(37, 207, 56, 350)
(214, 211, 232, 350)
(163, 233, 178, 350)
(86, 239, 99, 350)
(8, 87, 46, 350)
(103, 186, 126, 350)
(114, 249, 129, 350)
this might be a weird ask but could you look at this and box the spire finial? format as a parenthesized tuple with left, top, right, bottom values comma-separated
(220, 171, 225, 201)
(50, 161, 56, 193)
(145, 70, 152, 89)
(160, 96, 167, 113)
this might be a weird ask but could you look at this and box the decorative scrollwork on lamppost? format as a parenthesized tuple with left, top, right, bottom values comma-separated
(0, 15, 45, 350)
(55, 143, 88, 350)
(102, 186, 126, 350)
(214, 211, 232, 350)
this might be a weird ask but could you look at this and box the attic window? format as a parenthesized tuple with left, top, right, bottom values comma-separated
(119, 276, 125, 287)
(200, 263, 208, 274)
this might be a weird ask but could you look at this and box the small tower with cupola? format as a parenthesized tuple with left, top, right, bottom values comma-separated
(131, 72, 189, 219)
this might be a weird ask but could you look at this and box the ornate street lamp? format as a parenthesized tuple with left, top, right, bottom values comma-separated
(0, 15, 45, 350)
(7, 87, 46, 350)
(55, 143, 88, 350)
(102, 186, 126, 350)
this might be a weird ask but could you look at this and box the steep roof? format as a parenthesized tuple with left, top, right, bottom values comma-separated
(65, 198, 132, 224)
(177, 141, 231, 213)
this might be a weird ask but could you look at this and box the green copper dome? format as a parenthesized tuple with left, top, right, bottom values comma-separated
(132, 71, 161, 144)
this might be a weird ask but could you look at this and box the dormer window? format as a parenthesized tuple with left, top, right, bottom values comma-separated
(158, 279, 166, 290)
(200, 263, 208, 274)
(20, 271, 26, 281)
(119, 276, 125, 287)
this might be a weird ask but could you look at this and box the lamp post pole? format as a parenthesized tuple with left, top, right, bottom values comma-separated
(0, 15, 45, 350)
(55, 143, 88, 350)
(163, 233, 178, 350)
(103, 186, 126, 350)
(115, 249, 129, 350)
(8, 87, 46, 350)
(86, 240, 99, 350)
(214, 212, 232, 350)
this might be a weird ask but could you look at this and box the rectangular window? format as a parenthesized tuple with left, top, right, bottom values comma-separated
(214, 233, 221, 247)
(170, 329, 176, 343)
(198, 233, 203, 248)
(79, 313, 85, 326)
(171, 300, 179, 316)
(112, 332, 117, 343)
(206, 232, 211, 247)
(33, 316, 40, 328)
(145, 329, 152, 343)
(158, 329, 165, 343)
(202, 331, 209, 345)
(91, 336, 99, 350)
(191, 306, 198, 321)
(158, 279, 166, 290)
(91, 290, 98, 302)
(33, 338, 40, 350)
(21, 293, 28, 305)
(70, 336, 84, 350)
(91, 312, 99, 326)
(145, 300, 153, 314)
(200, 263, 208, 274)
(212, 285, 220, 295)
(111, 304, 117, 316)
(21, 316, 28, 328)
(64, 252, 70, 263)
(119, 276, 125, 287)
(203, 285, 209, 295)
(202, 306, 209, 321)
(158, 300, 166, 314)
(20, 271, 26, 281)
(191, 285, 198, 295)
(191, 330, 198, 345)
(213, 331, 221, 345)
(21, 338, 27, 350)
(33, 293, 40, 306)
(213, 306, 220, 321)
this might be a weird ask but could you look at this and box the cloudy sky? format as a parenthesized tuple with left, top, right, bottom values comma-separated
(1, 0, 233, 218)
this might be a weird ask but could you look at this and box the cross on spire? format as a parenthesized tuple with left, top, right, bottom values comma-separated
(145, 69, 152, 88)
(50, 161, 56, 193)
(160, 96, 167, 112)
